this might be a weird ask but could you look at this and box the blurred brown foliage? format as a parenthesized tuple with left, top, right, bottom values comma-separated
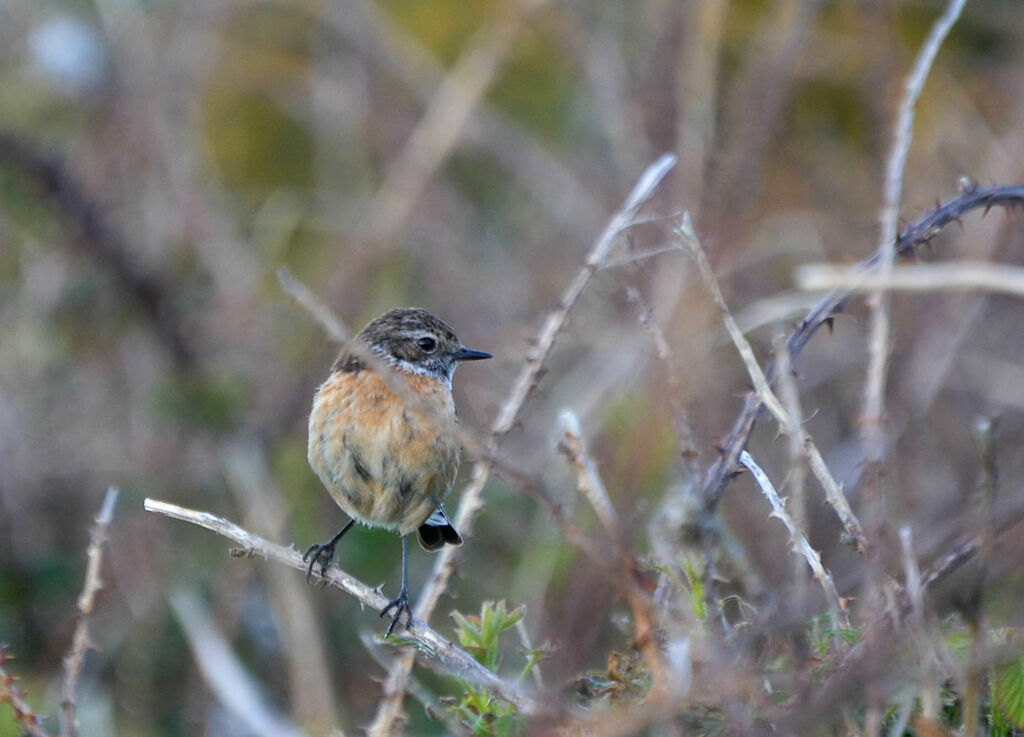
(2, 0, 1024, 735)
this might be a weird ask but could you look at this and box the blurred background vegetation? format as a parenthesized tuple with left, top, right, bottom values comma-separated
(1, 0, 1024, 734)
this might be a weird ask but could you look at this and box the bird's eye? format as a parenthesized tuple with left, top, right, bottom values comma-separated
(417, 336, 437, 353)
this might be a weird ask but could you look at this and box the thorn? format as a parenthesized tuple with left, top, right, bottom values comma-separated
(824, 316, 835, 334)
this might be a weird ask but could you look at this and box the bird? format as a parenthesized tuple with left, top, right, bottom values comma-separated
(304, 307, 491, 635)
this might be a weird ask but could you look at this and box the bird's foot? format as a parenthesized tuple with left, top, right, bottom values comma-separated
(302, 539, 337, 585)
(380, 587, 413, 637)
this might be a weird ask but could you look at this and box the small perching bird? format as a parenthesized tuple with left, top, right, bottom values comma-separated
(305, 307, 491, 634)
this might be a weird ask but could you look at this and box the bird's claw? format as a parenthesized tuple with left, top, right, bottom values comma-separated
(302, 541, 336, 585)
(380, 588, 412, 637)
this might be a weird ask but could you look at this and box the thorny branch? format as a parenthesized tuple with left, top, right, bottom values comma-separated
(0, 648, 49, 737)
(699, 183, 1024, 511)
(61, 488, 119, 737)
(142, 498, 531, 713)
(681, 215, 867, 552)
(738, 452, 849, 629)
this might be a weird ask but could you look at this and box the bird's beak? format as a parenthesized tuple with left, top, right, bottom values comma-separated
(451, 347, 492, 362)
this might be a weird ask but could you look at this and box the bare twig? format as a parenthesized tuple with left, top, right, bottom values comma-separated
(739, 452, 849, 629)
(774, 333, 808, 595)
(276, 267, 349, 342)
(700, 183, 1024, 509)
(143, 498, 530, 712)
(60, 487, 118, 737)
(797, 261, 1024, 298)
(863, 0, 967, 466)
(558, 409, 619, 536)
(557, 409, 669, 693)
(680, 215, 867, 551)
(626, 287, 701, 473)
(366, 153, 678, 736)
(0, 648, 49, 737)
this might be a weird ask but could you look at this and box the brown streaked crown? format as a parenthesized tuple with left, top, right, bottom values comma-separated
(331, 308, 490, 379)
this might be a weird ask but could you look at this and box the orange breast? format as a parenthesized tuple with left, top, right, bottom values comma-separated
(307, 368, 460, 535)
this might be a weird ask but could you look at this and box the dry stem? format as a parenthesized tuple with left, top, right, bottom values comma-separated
(680, 215, 867, 551)
(862, 0, 967, 466)
(142, 498, 530, 712)
(739, 452, 849, 628)
(276, 267, 349, 343)
(797, 261, 1024, 298)
(0, 648, 49, 737)
(60, 487, 118, 737)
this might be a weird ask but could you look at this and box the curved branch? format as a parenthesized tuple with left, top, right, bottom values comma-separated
(700, 183, 1024, 510)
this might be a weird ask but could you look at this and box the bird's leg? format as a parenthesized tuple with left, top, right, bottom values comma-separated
(381, 535, 413, 636)
(303, 519, 356, 584)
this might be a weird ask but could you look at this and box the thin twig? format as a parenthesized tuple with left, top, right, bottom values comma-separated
(680, 215, 867, 551)
(366, 153, 678, 736)
(739, 452, 849, 629)
(0, 648, 49, 737)
(626, 287, 701, 473)
(142, 498, 530, 712)
(557, 408, 669, 692)
(700, 183, 1024, 510)
(797, 261, 1024, 297)
(276, 267, 349, 343)
(774, 333, 809, 596)
(558, 409, 619, 536)
(60, 487, 118, 737)
(863, 0, 967, 466)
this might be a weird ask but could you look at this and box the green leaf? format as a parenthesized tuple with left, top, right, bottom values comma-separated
(994, 655, 1024, 728)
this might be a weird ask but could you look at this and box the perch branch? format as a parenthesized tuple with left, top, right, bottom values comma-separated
(60, 487, 118, 737)
(142, 498, 530, 712)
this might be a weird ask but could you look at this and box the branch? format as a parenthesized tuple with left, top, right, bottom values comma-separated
(681, 215, 867, 552)
(0, 648, 49, 737)
(700, 182, 1024, 509)
(863, 0, 967, 466)
(739, 452, 849, 629)
(365, 152, 678, 736)
(796, 260, 1024, 296)
(60, 487, 118, 737)
(142, 498, 530, 712)
(276, 267, 349, 343)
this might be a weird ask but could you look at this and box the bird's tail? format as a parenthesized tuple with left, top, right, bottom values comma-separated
(417, 506, 463, 551)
